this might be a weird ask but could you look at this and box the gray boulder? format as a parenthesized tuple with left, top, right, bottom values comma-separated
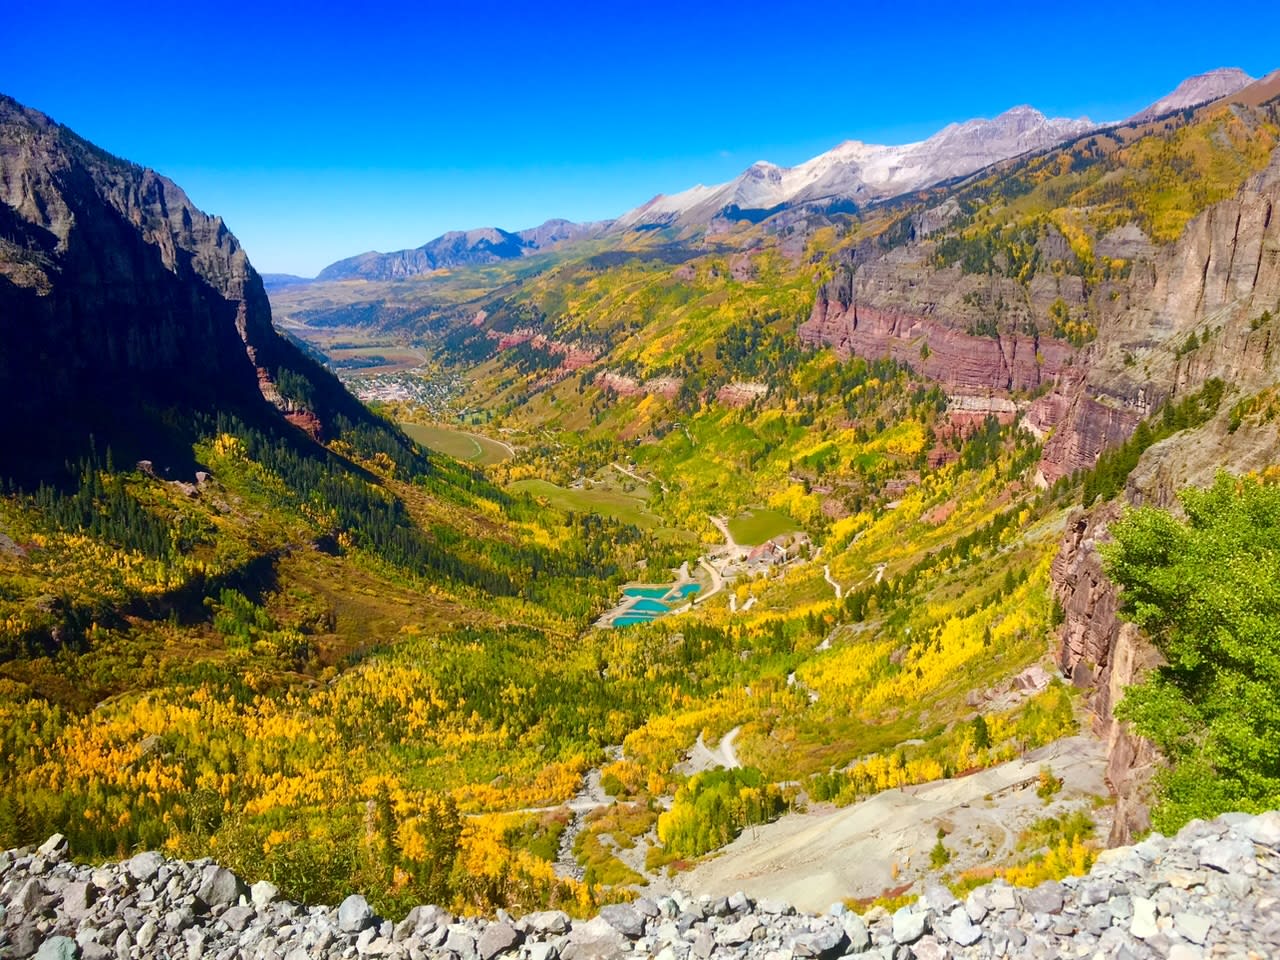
(127, 852, 164, 883)
(948, 906, 983, 946)
(598, 903, 645, 938)
(250, 880, 279, 909)
(35, 937, 79, 960)
(910, 936, 947, 960)
(715, 915, 762, 946)
(61, 881, 96, 920)
(1198, 838, 1254, 873)
(841, 911, 871, 952)
(220, 904, 254, 932)
(523, 910, 571, 935)
(1022, 881, 1065, 915)
(37, 835, 69, 860)
(196, 865, 246, 907)
(561, 916, 629, 960)
(526, 943, 560, 960)
(477, 921, 522, 960)
(338, 894, 376, 934)
(891, 906, 928, 944)
(791, 921, 849, 959)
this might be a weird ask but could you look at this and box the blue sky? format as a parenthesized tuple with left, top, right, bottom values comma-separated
(3, 1, 1276, 275)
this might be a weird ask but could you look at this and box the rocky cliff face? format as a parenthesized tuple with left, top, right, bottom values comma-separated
(0, 95, 359, 476)
(798, 223, 1088, 395)
(1045, 152, 1280, 839)
(1051, 506, 1161, 845)
(800, 270, 1079, 393)
(1034, 151, 1280, 482)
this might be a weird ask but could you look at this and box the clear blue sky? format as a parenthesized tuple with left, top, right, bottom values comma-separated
(3, 1, 1275, 276)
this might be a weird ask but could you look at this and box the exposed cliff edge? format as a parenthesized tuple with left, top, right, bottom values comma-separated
(0, 95, 373, 477)
(1051, 505, 1160, 845)
(4, 812, 1279, 959)
(1047, 151, 1280, 842)
(1034, 150, 1280, 483)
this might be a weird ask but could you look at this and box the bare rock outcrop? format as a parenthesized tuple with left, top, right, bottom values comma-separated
(800, 288, 1076, 394)
(1051, 507, 1160, 844)
(1034, 152, 1280, 481)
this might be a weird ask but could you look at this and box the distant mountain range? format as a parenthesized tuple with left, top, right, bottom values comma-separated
(309, 68, 1257, 282)
(315, 220, 610, 282)
(616, 106, 1095, 230)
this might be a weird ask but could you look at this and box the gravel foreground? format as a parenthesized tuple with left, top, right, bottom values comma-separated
(1, 811, 1278, 960)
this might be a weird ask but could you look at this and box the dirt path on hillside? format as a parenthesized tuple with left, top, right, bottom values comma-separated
(677, 726, 744, 775)
(678, 735, 1108, 911)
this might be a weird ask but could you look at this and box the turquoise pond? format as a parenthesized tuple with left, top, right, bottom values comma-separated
(613, 614, 655, 627)
(629, 599, 670, 615)
(610, 582, 702, 627)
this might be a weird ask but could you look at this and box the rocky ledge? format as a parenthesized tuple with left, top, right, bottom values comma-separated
(2, 812, 1278, 960)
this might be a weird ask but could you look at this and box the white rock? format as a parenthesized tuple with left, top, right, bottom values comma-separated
(1173, 912, 1212, 945)
(251, 880, 279, 909)
(1130, 897, 1158, 939)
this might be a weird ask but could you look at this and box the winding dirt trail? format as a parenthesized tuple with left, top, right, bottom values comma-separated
(823, 564, 843, 599)
(678, 726, 743, 774)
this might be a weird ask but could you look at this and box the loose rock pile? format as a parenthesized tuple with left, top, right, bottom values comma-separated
(2, 812, 1277, 960)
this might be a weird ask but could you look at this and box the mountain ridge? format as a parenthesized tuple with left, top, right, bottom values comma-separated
(315, 218, 612, 282)
(615, 105, 1098, 230)
(1128, 66, 1255, 121)
(305, 67, 1257, 282)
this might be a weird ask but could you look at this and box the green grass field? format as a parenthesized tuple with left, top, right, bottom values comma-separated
(400, 422, 512, 465)
(508, 479, 669, 532)
(728, 507, 800, 546)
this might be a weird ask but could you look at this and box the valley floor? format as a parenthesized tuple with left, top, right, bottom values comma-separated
(676, 734, 1108, 911)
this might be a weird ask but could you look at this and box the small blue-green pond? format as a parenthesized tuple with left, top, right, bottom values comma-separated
(611, 582, 701, 627)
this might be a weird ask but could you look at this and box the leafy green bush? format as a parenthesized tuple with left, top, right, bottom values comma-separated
(1106, 473, 1280, 831)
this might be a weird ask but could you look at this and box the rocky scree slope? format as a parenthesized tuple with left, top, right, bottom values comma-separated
(0, 95, 371, 476)
(4, 812, 1279, 960)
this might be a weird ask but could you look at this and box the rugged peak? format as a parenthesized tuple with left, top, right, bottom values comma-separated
(0, 94, 362, 477)
(1130, 66, 1256, 121)
(614, 104, 1095, 230)
(997, 104, 1044, 118)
